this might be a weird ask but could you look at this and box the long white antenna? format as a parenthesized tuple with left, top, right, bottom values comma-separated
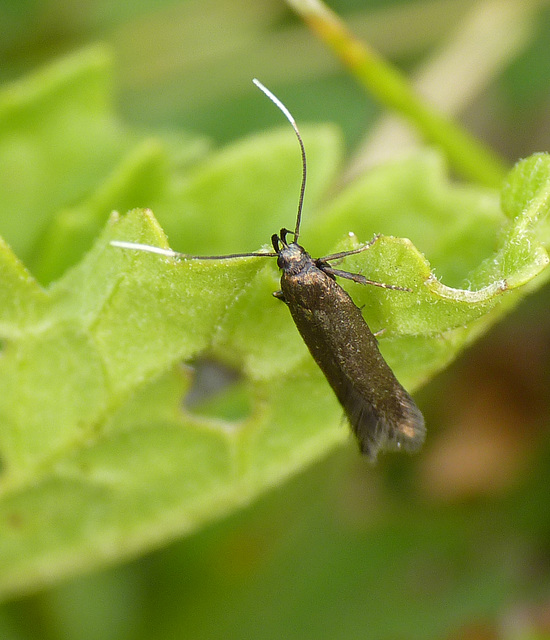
(110, 240, 275, 260)
(111, 80, 304, 259)
(110, 241, 180, 257)
(252, 78, 307, 242)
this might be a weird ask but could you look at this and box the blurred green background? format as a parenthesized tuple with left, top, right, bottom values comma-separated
(1, 0, 550, 638)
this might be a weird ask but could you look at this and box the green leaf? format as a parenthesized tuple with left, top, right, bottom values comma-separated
(0, 45, 209, 285)
(0, 45, 130, 263)
(1, 48, 549, 601)
(32, 139, 168, 284)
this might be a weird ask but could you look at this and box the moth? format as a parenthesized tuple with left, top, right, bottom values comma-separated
(112, 79, 425, 460)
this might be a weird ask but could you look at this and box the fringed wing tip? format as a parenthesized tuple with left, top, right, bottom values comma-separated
(350, 394, 426, 461)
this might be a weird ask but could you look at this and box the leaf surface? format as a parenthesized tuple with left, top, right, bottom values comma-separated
(1, 49, 549, 600)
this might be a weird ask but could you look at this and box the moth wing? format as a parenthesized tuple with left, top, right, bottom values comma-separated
(340, 379, 425, 459)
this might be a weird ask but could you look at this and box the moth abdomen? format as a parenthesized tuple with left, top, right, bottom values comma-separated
(277, 241, 425, 459)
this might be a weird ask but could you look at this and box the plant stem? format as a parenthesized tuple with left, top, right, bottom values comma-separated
(286, 0, 509, 187)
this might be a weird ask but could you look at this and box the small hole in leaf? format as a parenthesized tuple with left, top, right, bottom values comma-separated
(184, 357, 251, 422)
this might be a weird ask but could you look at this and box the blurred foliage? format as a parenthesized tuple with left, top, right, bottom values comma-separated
(1, 0, 550, 639)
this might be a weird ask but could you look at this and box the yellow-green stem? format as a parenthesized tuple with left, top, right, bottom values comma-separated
(287, 0, 508, 187)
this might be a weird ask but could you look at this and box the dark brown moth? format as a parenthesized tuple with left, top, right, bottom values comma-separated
(112, 79, 425, 459)
(272, 231, 424, 459)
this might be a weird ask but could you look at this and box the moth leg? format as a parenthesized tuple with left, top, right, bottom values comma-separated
(273, 290, 287, 303)
(321, 265, 411, 292)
